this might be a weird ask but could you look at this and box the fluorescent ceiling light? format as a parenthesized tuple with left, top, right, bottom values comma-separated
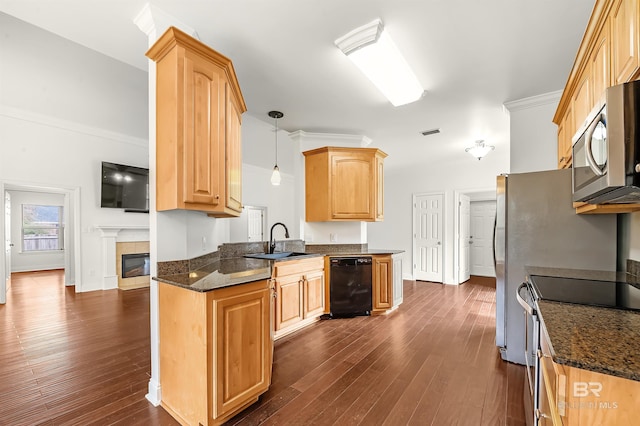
(335, 19, 424, 106)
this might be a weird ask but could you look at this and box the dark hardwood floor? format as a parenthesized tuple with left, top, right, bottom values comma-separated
(1, 270, 525, 425)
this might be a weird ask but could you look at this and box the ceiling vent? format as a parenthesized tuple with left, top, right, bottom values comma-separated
(420, 128, 441, 137)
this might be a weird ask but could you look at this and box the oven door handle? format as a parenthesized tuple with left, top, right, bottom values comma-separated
(516, 282, 535, 316)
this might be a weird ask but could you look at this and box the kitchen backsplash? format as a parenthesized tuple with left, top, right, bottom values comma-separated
(627, 259, 640, 278)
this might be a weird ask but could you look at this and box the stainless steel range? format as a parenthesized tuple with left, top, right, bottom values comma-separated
(517, 274, 640, 425)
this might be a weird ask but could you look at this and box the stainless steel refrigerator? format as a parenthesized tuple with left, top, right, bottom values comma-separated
(494, 168, 617, 365)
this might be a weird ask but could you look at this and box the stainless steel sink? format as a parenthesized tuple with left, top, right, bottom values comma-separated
(243, 252, 308, 260)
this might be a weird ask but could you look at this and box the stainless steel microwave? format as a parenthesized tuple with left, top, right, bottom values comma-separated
(572, 80, 640, 204)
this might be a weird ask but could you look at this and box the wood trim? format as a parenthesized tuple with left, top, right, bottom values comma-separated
(574, 201, 640, 214)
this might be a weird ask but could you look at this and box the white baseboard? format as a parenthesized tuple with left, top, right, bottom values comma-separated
(146, 379, 162, 406)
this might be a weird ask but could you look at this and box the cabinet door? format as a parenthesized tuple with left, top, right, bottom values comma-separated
(211, 284, 270, 419)
(611, 0, 640, 84)
(591, 21, 610, 108)
(183, 51, 225, 206)
(330, 152, 375, 220)
(373, 256, 392, 310)
(573, 70, 591, 132)
(303, 270, 325, 318)
(226, 86, 243, 214)
(275, 275, 303, 331)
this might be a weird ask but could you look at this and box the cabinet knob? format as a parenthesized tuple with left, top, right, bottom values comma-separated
(215, 195, 220, 200)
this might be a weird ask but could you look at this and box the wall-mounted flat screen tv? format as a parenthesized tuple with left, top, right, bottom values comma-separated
(101, 161, 149, 212)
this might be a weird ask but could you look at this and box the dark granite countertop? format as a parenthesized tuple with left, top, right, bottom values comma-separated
(305, 246, 404, 256)
(537, 300, 640, 382)
(154, 252, 325, 292)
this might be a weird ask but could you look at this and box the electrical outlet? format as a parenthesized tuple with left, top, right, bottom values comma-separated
(330, 233, 337, 243)
(202, 236, 207, 251)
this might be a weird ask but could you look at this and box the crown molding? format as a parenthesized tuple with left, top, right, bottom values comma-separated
(0, 105, 148, 148)
(504, 90, 562, 112)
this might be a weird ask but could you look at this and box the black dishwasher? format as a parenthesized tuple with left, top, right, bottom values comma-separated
(328, 257, 372, 317)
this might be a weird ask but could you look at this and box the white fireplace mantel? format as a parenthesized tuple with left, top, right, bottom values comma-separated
(95, 226, 150, 290)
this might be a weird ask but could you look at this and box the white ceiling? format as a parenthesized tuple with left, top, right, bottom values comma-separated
(0, 0, 595, 171)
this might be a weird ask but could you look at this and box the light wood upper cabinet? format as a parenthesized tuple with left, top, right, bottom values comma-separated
(611, 0, 640, 84)
(557, 105, 573, 169)
(572, 69, 592, 132)
(591, 20, 611, 108)
(159, 280, 272, 426)
(303, 147, 387, 222)
(146, 26, 246, 217)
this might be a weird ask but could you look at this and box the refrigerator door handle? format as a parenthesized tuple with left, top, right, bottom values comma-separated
(492, 215, 497, 269)
(516, 282, 535, 316)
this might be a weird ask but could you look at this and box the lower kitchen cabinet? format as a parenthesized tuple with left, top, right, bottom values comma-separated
(159, 280, 273, 426)
(539, 324, 640, 425)
(372, 254, 403, 315)
(272, 256, 325, 339)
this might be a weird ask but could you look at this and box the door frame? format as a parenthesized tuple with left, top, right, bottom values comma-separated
(453, 188, 495, 284)
(0, 180, 82, 294)
(412, 191, 445, 282)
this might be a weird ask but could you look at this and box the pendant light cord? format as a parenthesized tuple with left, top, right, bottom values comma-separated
(274, 116, 278, 167)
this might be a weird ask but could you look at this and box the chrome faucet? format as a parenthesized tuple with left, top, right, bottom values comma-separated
(269, 222, 290, 253)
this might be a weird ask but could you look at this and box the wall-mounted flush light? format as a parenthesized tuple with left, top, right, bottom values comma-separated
(269, 111, 283, 185)
(335, 19, 424, 107)
(465, 140, 495, 160)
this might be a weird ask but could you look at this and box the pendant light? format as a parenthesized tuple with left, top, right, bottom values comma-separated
(269, 111, 283, 185)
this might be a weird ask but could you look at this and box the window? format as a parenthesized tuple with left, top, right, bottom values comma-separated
(22, 204, 64, 252)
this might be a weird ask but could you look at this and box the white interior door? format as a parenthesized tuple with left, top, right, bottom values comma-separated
(247, 207, 265, 242)
(458, 194, 471, 283)
(470, 200, 497, 277)
(414, 193, 444, 283)
(2, 191, 11, 304)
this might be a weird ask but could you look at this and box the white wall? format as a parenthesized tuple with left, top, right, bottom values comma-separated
(506, 91, 561, 173)
(0, 13, 149, 291)
(9, 191, 65, 272)
(368, 151, 508, 283)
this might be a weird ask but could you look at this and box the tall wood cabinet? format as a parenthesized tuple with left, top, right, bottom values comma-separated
(159, 280, 272, 426)
(146, 27, 246, 217)
(303, 147, 387, 222)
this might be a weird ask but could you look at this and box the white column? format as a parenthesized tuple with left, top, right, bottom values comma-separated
(134, 3, 197, 407)
(99, 229, 119, 290)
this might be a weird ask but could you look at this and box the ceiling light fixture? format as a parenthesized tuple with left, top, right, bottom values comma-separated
(465, 140, 495, 160)
(335, 19, 424, 107)
(268, 111, 283, 186)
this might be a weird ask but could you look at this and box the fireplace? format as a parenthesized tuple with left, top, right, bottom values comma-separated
(122, 252, 150, 279)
